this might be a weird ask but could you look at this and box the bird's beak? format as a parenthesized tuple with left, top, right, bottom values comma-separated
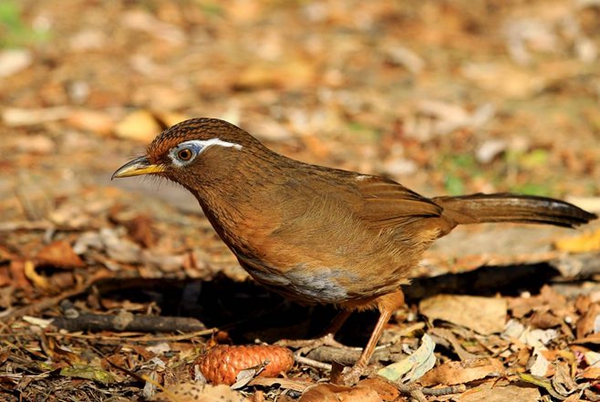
(111, 156, 166, 180)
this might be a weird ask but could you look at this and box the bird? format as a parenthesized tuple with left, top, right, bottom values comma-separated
(112, 117, 597, 383)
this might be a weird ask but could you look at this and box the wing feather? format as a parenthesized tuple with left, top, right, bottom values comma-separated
(355, 176, 442, 228)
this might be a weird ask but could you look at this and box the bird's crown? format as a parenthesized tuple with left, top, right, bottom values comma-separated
(146, 118, 261, 164)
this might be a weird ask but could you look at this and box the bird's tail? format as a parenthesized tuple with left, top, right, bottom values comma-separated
(433, 193, 597, 228)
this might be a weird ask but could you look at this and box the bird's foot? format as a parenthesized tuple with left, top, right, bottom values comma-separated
(333, 364, 365, 386)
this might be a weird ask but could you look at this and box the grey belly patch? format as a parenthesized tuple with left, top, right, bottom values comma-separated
(284, 266, 349, 303)
(242, 260, 350, 304)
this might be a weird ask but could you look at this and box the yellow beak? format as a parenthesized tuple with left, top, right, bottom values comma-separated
(111, 156, 166, 179)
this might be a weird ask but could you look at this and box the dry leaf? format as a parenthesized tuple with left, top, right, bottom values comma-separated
(36, 240, 85, 269)
(0, 267, 10, 287)
(573, 333, 600, 344)
(458, 382, 541, 402)
(552, 361, 578, 398)
(583, 350, 600, 367)
(419, 358, 504, 387)
(554, 228, 600, 253)
(529, 311, 562, 329)
(114, 110, 161, 142)
(355, 379, 400, 401)
(23, 260, 50, 289)
(66, 110, 115, 136)
(235, 59, 316, 90)
(8, 260, 30, 289)
(299, 383, 382, 402)
(528, 348, 550, 377)
(377, 334, 436, 382)
(114, 110, 187, 142)
(562, 394, 582, 402)
(518, 373, 569, 400)
(507, 285, 568, 319)
(577, 303, 600, 339)
(502, 319, 559, 349)
(420, 294, 507, 335)
(151, 383, 250, 402)
(124, 215, 156, 248)
(60, 365, 115, 384)
(581, 367, 600, 380)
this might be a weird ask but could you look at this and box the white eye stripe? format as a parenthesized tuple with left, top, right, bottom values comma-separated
(169, 138, 242, 166)
(178, 138, 242, 151)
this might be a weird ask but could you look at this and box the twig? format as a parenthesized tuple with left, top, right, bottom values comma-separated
(306, 345, 400, 366)
(44, 328, 216, 342)
(51, 312, 207, 333)
(395, 382, 466, 401)
(420, 384, 467, 396)
(294, 355, 332, 371)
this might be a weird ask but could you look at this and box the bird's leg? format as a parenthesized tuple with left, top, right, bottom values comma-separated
(340, 289, 405, 385)
(318, 308, 352, 342)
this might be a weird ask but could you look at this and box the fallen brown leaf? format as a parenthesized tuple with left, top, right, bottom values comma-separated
(66, 109, 115, 136)
(581, 367, 600, 380)
(577, 303, 600, 339)
(420, 294, 507, 335)
(419, 358, 505, 387)
(124, 214, 156, 248)
(234, 59, 316, 90)
(554, 228, 600, 253)
(298, 383, 382, 402)
(356, 379, 401, 401)
(0, 267, 10, 288)
(573, 333, 600, 345)
(458, 382, 541, 402)
(151, 383, 250, 402)
(114, 110, 161, 142)
(36, 240, 85, 269)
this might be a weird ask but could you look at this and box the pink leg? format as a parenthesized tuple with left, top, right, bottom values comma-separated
(340, 290, 405, 384)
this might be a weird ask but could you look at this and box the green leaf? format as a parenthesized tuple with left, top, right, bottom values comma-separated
(377, 334, 436, 383)
(60, 365, 116, 384)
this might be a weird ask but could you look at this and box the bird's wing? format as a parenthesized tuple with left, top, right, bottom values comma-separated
(354, 176, 443, 229)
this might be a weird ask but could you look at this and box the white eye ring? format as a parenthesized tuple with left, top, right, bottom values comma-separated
(168, 139, 242, 167)
(169, 143, 202, 166)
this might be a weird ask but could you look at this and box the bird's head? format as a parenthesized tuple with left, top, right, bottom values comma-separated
(112, 118, 266, 190)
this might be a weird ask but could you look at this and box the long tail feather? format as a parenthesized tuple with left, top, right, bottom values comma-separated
(433, 193, 597, 228)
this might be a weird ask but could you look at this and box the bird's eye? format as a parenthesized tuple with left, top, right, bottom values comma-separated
(177, 148, 193, 161)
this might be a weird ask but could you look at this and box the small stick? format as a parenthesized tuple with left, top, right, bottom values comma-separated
(294, 355, 333, 371)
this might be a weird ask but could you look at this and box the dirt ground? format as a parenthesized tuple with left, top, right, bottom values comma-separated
(1, 1, 600, 401)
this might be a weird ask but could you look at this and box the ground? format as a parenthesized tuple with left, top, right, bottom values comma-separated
(1, 1, 599, 401)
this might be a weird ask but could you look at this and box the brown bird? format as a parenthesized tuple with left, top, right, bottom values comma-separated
(113, 117, 597, 382)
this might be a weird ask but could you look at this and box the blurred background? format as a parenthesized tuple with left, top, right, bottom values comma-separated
(2, 0, 599, 211)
